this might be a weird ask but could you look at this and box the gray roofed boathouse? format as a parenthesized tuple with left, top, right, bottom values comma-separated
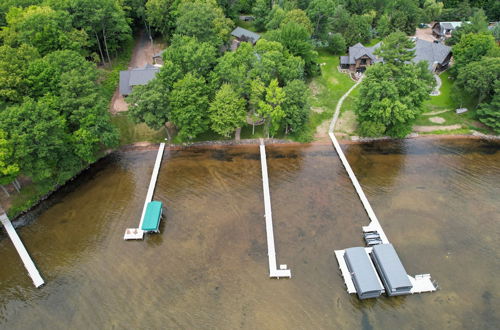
(344, 247, 384, 299)
(371, 244, 413, 296)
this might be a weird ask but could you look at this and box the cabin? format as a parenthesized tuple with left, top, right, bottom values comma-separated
(231, 27, 260, 51)
(340, 38, 452, 73)
(141, 201, 163, 233)
(432, 22, 464, 39)
(344, 247, 384, 299)
(340, 43, 382, 72)
(119, 63, 160, 96)
(371, 244, 413, 296)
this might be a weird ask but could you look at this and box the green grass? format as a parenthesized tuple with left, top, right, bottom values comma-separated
(365, 38, 381, 46)
(415, 71, 481, 132)
(304, 49, 355, 138)
(238, 19, 257, 32)
(111, 114, 167, 145)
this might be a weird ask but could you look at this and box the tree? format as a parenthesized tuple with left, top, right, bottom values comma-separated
(145, 0, 178, 38)
(265, 6, 286, 31)
(477, 81, 500, 134)
(328, 5, 350, 36)
(455, 57, 500, 105)
(266, 22, 319, 76)
(251, 79, 285, 137)
(212, 42, 257, 98)
(355, 59, 434, 138)
(209, 84, 246, 137)
(282, 80, 309, 134)
(446, 9, 490, 45)
(282, 9, 313, 35)
(306, 0, 336, 38)
(128, 79, 170, 130)
(169, 73, 210, 140)
(0, 129, 19, 190)
(376, 14, 391, 38)
(374, 31, 416, 66)
(422, 0, 443, 22)
(451, 33, 497, 76)
(175, 0, 233, 46)
(344, 14, 372, 46)
(0, 5, 87, 56)
(163, 35, 217, 78)
(327, 33, 346, 54)
(0, 44, 39, 105)
(252, 0, 270, 31)
(386, 0, 420, 35)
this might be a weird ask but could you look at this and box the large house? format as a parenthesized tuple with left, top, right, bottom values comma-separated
(340, 38, 452, 73)
(119, 63, 160, 96)
(432, 22, 464, 39)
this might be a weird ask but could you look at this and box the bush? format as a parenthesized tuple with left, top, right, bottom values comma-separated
(359, 121, 386, 137)
(327, 33, 346, 55)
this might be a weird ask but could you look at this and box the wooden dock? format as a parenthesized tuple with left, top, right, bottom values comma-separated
(1, 212, 44, 288)
(259, 140, 291, 278)
(124, 142, 166, 240)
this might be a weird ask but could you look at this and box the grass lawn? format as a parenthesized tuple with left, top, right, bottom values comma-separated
(111, 114, 167, 145)
(238, 19, 257, 32)
(305, 49, 355, 138)
(414, 71, 482, 132)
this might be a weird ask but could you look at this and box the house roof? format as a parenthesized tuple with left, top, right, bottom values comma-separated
(231, 27, 260, 44)
(413, 38, 452, 71)
(433, 21, 467, 35)
(345, 42, 382, 65)
(119, 63, 160, 96)
(343, 38, 451, 71)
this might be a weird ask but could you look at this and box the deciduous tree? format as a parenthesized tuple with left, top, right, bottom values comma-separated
(209, 84, 246, 137)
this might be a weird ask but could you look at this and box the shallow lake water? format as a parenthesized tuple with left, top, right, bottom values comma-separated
(0, 139, 499, 329)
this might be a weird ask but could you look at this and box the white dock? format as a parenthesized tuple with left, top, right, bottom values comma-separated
(259, 140, 291, 278)
(328, 132, 389, 244)
(334, 250, 356, 293)
(124, 142, 165, 240)
(409, 274, 437, 294)
(1, 212, 44, 288)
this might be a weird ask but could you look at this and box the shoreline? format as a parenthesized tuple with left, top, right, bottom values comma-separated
(120, 132, 500, 151)
(3, 133, 498, 223)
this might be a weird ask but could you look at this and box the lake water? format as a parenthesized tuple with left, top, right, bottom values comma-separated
(0, 139, 499, 329)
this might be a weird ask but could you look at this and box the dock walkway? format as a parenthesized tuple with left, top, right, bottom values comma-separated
(1, 212, 44, 288)
(124, 142, 165, 240)
(259, 140, 291, 278)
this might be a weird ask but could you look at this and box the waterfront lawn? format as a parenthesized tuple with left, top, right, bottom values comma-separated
(111, 114, 167, 145)
(414, 72, 481, 132)
(305, 50, 356, 138)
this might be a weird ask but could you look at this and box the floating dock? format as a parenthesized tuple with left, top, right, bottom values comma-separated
(328, 83, 437, 298)
(1, 212, 44, 288)
(259, 139, 291, 278)
(124, 143, 165, 240)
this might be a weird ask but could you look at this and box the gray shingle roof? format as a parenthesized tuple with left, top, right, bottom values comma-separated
(231, 27, 260, 44)
(413, 38, 451, 71)
(119, 64, 159, 96)
(344, 38, 451, 71)
(345, 42, 382, 64)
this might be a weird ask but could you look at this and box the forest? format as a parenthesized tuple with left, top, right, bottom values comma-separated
(0, 0, 498, 214)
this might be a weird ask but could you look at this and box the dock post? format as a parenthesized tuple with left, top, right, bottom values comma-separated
(0, 210, 44, 288)
(259, 139, 291, 278)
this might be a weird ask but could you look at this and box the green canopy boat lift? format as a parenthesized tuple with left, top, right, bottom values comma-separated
(141, 201, 163, 233)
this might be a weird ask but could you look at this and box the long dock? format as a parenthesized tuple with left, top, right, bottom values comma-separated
(1, 212, 44, 288)
(124, 142, 165, 240)
(259, 140, 291, 278)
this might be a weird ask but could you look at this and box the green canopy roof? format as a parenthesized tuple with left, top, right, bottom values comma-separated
(141, 201, 163, 232)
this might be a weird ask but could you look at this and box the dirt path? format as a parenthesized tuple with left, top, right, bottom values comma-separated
(413, 124, 462, 132)
(110, 30, 165, 114)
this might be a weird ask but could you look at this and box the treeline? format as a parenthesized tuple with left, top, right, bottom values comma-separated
(0, 0, 136, 193)
(129, 0, 312, 140)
